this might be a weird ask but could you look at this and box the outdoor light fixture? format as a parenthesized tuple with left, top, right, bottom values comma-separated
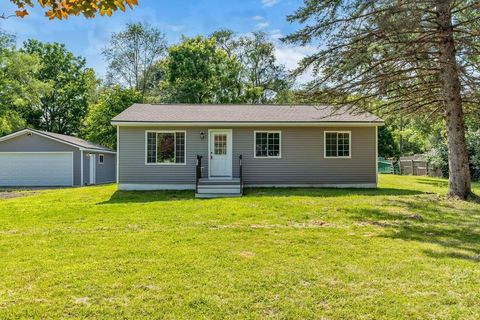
(200, 131, 205, 140)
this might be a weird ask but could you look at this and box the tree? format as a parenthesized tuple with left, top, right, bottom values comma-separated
(0, 31, 50, 135)
(378, 124, 399, 158)
(210, 30, 292, 103)
(237, 32, 291, 104)
(160, 36, 243, 103)
(7, 0, 137, 19)
(82, 86, 141, 149)
(285, 0, 480, 199)
(22, 40, 94, 135)
(210, 29, 239, 58)
(103, 22, 167, 100)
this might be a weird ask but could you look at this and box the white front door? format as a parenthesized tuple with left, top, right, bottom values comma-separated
(209, 129, 232, 178)
(89, 154, 96, 184)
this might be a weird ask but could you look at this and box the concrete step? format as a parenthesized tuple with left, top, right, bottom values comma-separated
(197, 186, 241, 194)
(195, 193, 242, 199)
(198, 178, 240, 186)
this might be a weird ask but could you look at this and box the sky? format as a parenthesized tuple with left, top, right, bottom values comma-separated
(0, 0, 315, 83)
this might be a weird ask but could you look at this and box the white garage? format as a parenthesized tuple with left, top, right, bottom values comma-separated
(0, 152, 74, 187)
(0, 128, 116, 187)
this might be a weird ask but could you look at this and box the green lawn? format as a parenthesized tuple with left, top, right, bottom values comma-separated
(0, 175, 479, 319)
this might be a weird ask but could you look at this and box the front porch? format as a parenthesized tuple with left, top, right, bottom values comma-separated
(195, 155, 244, 198)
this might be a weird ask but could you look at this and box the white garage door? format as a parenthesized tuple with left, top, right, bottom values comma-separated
(0, 152, 74, 187)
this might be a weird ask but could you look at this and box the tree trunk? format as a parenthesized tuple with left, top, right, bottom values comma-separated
(436, 0, 471, 199)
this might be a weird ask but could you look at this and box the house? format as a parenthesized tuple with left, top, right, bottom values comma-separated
(112, 104, 384, 197)
(0, 128, 116, 187)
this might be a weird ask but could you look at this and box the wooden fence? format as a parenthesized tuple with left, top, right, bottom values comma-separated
(398, 155, 434, 176)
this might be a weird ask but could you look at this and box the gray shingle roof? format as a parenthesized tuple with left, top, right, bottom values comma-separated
(30, 129, 114, 152)
(112, 104, 383, 124)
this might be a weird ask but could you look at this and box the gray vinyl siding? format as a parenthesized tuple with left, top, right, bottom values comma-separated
(235, 127, 376, 185)
(83, 152, 90, 186)
(118, 126, 377, 186)
(118, 126, 206, 184)
(83, 152, 116, 185)
(94, 153, 116, 184)
(0, 132, 82, 186)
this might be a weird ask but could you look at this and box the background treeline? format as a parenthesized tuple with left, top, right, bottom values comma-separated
(0, 23, 293, 149)
(1, 22, 479, 180)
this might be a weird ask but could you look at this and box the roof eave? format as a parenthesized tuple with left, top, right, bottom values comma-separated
(0, 128, 116, 153)
(111, 121, 385, 127)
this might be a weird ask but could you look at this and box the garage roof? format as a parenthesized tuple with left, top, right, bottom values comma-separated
(0, 129, 115, 153)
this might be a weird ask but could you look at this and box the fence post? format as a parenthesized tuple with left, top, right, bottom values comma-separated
(411, 160, 415, 176)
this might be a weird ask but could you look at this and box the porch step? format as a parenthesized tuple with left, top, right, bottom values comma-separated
(196, 178, 242, 198)
(198, 178, 240, 185)
(195, 193, 242, 199)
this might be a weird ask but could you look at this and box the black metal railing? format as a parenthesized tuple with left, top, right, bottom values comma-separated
(196, 155, 202, 193)
(239, 154, 243, 194)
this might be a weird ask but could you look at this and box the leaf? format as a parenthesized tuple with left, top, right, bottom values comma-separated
(15, 9, 28, 18)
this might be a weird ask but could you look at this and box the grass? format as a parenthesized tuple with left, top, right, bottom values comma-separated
(0, 175, 479, 319)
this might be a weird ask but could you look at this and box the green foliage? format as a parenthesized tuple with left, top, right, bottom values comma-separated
(426, 130, 480, 180)
(0, 32, 51, 135)
(209, 30, 292, 104)
(103, 23, 167, 99)
(22, 40, 94, 135)
(378, 124, 399, 158)
(425, 141, 449, 178)
(236, 32, 291, 103)
(82, 86, 142, 149)
(160, 36, 243, 103)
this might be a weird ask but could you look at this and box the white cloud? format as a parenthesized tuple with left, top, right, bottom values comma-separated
(274, 42, 316, 85)
(256, 21, 269, 29)
(269, 29, 283, 40)
(261, 0, 279, 8)
(252, 15, 264, 21)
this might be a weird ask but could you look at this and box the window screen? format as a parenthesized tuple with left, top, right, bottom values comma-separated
(325, 132, 350, 157)
(255, 132, 280, 157)
(146, 131, 186, 164)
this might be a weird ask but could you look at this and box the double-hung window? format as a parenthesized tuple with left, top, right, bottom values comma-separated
(255, 131, 281, 158)
(324, 131, 351, 158)
(146, 131, 186, 164)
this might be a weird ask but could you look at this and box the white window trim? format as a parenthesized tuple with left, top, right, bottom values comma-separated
(253, 130, 282, 159)
(99, 154, 104, 164)
(144, 130, 187, 166)
(324, 131, 352, 159)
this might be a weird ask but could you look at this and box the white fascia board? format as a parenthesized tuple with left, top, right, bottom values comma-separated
(0, 129, 31, 142)
(80, 148, 116, 154)
(111, 121, 384, 127)
(0, 129, 116, 154)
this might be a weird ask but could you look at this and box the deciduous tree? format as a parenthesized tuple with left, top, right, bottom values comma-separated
(82, 86, 141, 149)
(22, 40, 94, 135)
(6, 0, 137, 19)
(160, 36, 243, 103)
(103, 22, 167, 100)
(0, 31, 50, 135)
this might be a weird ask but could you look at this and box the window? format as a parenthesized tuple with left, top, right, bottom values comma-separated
(146, 131, 186, 164)
(325, 131, 351, 158)
(214, 134, 227, 155)
(255, 131, 281, 158)
(99, 154, 104, 164)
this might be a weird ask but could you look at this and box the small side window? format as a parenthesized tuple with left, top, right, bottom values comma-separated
(99, 154, 104, 164)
